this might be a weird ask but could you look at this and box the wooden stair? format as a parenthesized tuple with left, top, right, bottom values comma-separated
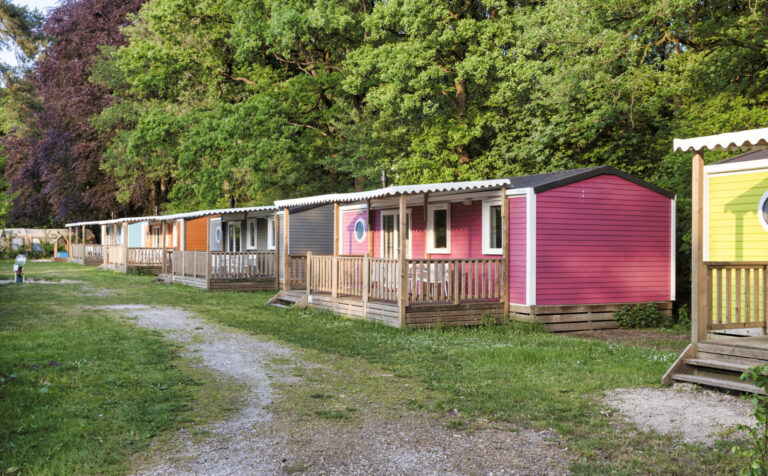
(266, 290, 308, 310)
(663, 341, 768, 394)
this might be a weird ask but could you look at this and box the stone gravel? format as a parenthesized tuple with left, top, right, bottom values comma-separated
(96, 305, 570, 475)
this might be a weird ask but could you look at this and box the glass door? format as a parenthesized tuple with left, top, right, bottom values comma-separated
(381, 212, 410, 259)
(227, 223, 241, 252)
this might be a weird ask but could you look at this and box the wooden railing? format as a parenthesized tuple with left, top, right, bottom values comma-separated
(407, 259, 504, 303)
(308, 255, 336, 293)
(306, 255, 503, 304)
(127, 247, 164, 266)
(289, 255, 307, 286)
(172, 250, 209, 278)
(84, 244, 103, 259)
(103, 245, 125, 267)
(707, 262, 767, 330)
(70, 243, 84, 260)
(211, 251, 275, 279)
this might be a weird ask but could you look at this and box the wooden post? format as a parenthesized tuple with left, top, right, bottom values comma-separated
(206, 216, 211, 289)
(161, 220, 167, 274)
(284, 208, 291, 291)
(692, 152, 708, 343)
(423, 192, 429, 260)
(398, 194, 407, 328)
(306, 251, 312, 295)
(81, 225, 85, 245)
(332, 202, 339, 304)
(67, 227, 71, 257)
(367, 199, 374, 257)
(122, 222, 129, 273)
(362, 253, 369, 317)
(333, 202, 340, 256)
(101, 224, 107, 267)
(501, 186, 510, 317)
(274, 210, 281, 289)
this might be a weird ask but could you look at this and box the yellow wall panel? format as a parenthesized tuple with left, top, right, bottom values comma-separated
(708, 170, 768, 261)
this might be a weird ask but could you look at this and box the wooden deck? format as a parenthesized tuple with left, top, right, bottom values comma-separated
(511, 302, 673, 332)
(273, 254, 507, 329)
(170, 250, 278, 291)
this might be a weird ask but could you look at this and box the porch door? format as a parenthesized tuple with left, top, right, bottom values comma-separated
(381, 212, 411, 259)
(227, 223, 241, 252)
(151, 225, 161, 248)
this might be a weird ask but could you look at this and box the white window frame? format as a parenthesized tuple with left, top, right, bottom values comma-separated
(482, 199, 503, 255)
(426, 203, 451, 254)
(353, 217, 367, 243)
(246, 218, 257, 249)
(267, 217, 275, 250)
(380, 209, 412, 259)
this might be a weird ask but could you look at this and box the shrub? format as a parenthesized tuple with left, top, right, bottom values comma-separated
(732, 365, 768, 476)
(615, 303, 670, 329)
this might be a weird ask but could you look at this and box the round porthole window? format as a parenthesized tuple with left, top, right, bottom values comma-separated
(760, 192, 768, 232)
(215, 226, 222, 243)
(354, 217, 367, 243)
(145, 229, 150, 241)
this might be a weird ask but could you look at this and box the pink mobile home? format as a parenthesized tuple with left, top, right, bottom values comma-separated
(272, 166, 676, 331)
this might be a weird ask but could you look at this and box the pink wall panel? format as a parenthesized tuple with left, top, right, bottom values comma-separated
(339, 209, 369, 255)
(536, 175, 672, 305)
(508, 196, 527, 304)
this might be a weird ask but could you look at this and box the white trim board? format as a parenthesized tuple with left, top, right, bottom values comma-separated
(671, 197, 677, 301)
(525, 189, 537, 306)
(704, 158, 768, 175)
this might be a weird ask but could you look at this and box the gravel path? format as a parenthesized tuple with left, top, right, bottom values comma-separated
(604, 384, 756, 444)
(97, 305, 570, 475)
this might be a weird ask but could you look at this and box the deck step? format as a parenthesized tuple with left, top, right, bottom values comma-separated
(684, 358, 751, 374)
(671, 373, 766, 395)
(266, 291, 308, 310)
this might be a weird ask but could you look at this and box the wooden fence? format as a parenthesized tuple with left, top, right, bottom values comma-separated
(172, 250, 209, 278)
(707, 262, 767, 330)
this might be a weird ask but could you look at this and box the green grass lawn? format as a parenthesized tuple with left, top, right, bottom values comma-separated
(0, 260, 743, 474)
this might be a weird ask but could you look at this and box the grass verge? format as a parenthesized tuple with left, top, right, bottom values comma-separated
(0, 261, 744, 474)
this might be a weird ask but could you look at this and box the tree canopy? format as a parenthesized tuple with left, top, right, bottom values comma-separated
(3, 0, 768, 298)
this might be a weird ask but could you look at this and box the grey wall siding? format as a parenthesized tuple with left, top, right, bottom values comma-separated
(289, 204, 334, 255)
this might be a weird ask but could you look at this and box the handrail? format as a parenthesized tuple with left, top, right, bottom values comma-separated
(306, 255, 504, 304)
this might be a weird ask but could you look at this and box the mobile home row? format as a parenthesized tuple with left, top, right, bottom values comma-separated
(66, 166, 676, 332)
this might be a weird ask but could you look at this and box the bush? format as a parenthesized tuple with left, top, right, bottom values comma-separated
(615, 303, 670, 329)
(732, 365, 768, 476)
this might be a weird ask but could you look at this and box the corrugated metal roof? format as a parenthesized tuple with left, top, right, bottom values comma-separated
(65, 205, 275, 228)
(274, 166, 674, 208)
(274, 179, 512, 208)
(709, 148, 768, 165)
(674, 128, 768, 152)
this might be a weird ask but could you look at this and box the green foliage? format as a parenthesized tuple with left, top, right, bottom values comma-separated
(615, 303, 670, 329)
(732, 365, 768, 476)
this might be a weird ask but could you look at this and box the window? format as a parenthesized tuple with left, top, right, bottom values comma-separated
(228, 223, 241, 252)
(482, 200, 503, 255)
(267, 217, 275, 250)
(354, 217, 367, 243)
(427, 203, 450, 254)
(215, 226, 222, 244)
(247, 219, 257, 249)
(760, 191, 768, 233)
